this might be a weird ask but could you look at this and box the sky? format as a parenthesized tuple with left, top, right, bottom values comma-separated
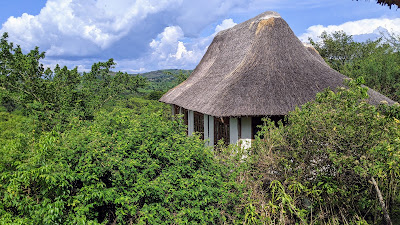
(0, 0, 399, 73)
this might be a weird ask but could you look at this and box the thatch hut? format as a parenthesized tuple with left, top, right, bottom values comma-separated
(160, 11, 395, 147)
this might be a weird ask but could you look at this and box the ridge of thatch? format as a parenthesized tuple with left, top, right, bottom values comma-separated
(303, 43, 326, 64)
(160, 11, 395, 117)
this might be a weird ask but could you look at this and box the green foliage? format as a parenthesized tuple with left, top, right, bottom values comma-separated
(242, 81, 400, 224)
(0, 34, 243, 224)
(341, 43, 400, 102)
(309, 31, 400, 102)
(146, 90, 166, 100)
(166, 70, 190, 84)
(3, 25, 400, 225)
(136, 69, 192, 96)
(0, 102, 241, 224)
(0, 33, 146, 131)
(383, 32, 400, 51)
(309, 31, 361, 72)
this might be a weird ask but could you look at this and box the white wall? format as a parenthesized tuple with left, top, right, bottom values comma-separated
(240, 117, 252, 149)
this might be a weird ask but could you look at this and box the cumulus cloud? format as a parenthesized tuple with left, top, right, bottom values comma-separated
(0, 0, 248, 72)
(147, 26, 204, 69)
(145, 18, 237, 70)
(299, 18, 400, 42)
(39, 16, 238, 74)
(149, 26, 186, 59)
(3, 0, 398, 72)
(1, 0, 186, 57)
(112, 18, 237, 72)
(214, 19, 237, 34)
(1, 0, 245, 56)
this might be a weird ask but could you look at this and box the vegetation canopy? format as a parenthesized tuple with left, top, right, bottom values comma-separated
(1, 26, 400, 225)
(239, 79, 400, 224)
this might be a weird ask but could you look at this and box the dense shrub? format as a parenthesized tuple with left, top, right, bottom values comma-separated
(240, 81, 400, 224)
(310, 31, 400, 102)
(0, 104, 242, 224)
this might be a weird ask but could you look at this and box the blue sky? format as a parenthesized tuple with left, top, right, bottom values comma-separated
(1, 0, 399, 73)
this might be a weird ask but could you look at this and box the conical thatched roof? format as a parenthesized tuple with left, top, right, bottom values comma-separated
(160, 11, 395, 117)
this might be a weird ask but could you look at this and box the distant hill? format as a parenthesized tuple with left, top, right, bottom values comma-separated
(109, 69, 192, 93)
(137, 69, 192, 82)
(135, 69, 192, 93)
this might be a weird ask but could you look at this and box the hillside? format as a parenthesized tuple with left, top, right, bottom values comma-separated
(138, 69, 191, 80)
(135, 69, 192, 96)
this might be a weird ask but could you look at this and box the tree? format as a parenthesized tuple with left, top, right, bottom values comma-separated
(165, 70, 190, 84)
(0, 33, 147, 131)
(309, 31, 400, 102)
(0, 102, 242, 224)
(309, 31, 362, 72)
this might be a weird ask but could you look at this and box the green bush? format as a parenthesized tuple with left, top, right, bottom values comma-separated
(0, 105, 241, 224)
(242, 80, 400, 224)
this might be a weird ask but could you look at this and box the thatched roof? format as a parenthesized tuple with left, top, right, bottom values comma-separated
(160, 11, 395, 117)
(356, 0, 400, 9)
(372, 0, 400, 9)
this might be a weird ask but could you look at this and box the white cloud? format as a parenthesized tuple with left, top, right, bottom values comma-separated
(3, 0, 398, 73)
(299, 18, 400, 42)
(110, 18, 237, 72)
(1, 0, 182, 56)
(150, 26, 185, 59)
(172, 42, 194, 60)
(0, 0, 247, 56)
(148, 26, 202, 69)
(214, 18, 237, 34)
(146, 17, 238, 70)
(0, 0, 248, 73)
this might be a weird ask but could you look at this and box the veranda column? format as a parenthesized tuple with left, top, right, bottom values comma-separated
(204, 114, 209, 144)
(188, 110, 194, 136)
(229, 117, 239, 145)
(209, 116, 214, 146)
(171, 105, 175, 116)
(203, 114, 215, 146)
